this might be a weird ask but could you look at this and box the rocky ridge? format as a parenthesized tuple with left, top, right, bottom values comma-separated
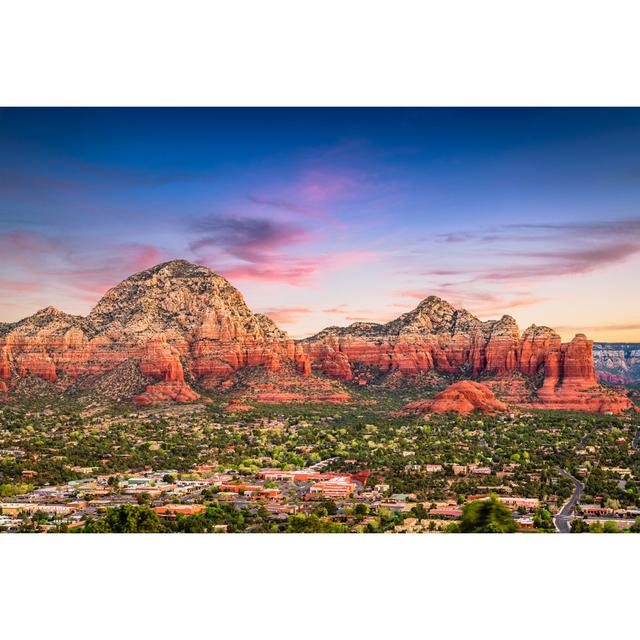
(301, 299, 632, 413)
(0, 260, 633, 413)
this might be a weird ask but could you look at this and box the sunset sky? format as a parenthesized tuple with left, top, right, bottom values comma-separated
(1, 107, 639, 341)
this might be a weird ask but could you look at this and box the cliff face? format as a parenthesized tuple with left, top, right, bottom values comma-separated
(301, 298, 632, 414)
(0, 260, 632, 413)
(593, 343, 640, 385)
(0, 261, 305, 405)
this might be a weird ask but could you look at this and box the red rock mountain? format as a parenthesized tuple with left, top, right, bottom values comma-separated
(0, 260, 633, 413)
(301, 297, 632, 413)
(0, 261, 307, 405)
(404, 381, 508, 415)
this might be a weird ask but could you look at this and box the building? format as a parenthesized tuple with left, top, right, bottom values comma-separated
(470, 467, 492, 475)
(580, 504, 613, 517)
(309, 477, 356, 498)
(429, 507, 463, 519)
(154, 504, 206, 518)
(498, 496, 540, 510)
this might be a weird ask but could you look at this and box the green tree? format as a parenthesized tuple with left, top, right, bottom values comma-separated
(286, 514, 348, 533)
(603, 520, 620, 533)
(459, 496, 517, 533)
(83, 505, 164, 533)
(570, 519, 590, 533)
(410, 503, 428, 519)
(136, 492, 151, 505)
(533, 508, 554, 530)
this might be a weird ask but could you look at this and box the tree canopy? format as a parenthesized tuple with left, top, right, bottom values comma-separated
(459, 496, 517, 533)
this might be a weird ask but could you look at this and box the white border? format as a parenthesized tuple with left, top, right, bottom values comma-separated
(2, 1, 640, 636)
(2, 0, 640, 106)
(1, 533, 638, 638)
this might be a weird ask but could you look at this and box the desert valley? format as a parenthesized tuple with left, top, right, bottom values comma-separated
(1, 260, 638, 533)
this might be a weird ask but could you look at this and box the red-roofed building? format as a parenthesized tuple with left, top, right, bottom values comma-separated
(429, 507, 463, 519)
(154, 504, 206, 518)
(309, 477, 356, 498)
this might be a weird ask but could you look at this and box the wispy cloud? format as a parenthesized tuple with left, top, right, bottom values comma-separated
(189, 215, 312, 262)
(553, 322, 640, 333)
(431, 217, 640, 282)
(397, 287, 551, 317)
(0, 229, 168, 316)
(219, 250, 378, 286)
(259, 306, 313, 325)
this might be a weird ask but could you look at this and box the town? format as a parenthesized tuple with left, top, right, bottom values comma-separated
(2, 397, 640, 533)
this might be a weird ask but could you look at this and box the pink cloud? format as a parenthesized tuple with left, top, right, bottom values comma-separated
(0, 278, 41, 294)
(0, 230, 168, 313)
(221, 261, 319, 285)
(397, 288, 551, 317)
(219, 250, 379, 286)
(259, 307, 313, 325)
(46, 243, 167, 294)
(298, 170, 358, 203)
(322, 305, 348, 314)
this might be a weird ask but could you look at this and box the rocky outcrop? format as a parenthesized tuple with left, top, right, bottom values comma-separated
(0, 261, 293, 406)
(0, 260, 633, 413)
(301, 300, 632, 414)
(404, 381, 508, 415)
(134, 381, 201, 406)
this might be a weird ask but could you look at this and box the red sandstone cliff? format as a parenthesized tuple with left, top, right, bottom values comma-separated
(0, 261, 301, 406)
(0, 260, 632, 413)
(300, 297, 632, 414)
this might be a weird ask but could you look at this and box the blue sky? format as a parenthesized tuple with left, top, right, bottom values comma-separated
(1, 108, 639, 339)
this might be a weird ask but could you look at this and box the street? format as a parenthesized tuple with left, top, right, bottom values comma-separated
(554, 468, 585, 533)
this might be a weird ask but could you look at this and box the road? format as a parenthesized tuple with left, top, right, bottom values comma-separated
(554, 468, 585, 533)
(633, 427, 640, 450)
(553, 431, 589, 533)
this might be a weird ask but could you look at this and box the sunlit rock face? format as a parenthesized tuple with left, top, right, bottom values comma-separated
(403, 381, 508, 415)
(301, 299, 632, 414)
(0, 261, 294, 405)
(0, 260, 633, 413)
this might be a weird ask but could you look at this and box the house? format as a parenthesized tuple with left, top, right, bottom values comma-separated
(498, 496, 540, 510)
(580, 504, 613, 517)
(470, 467, 491, 475)
(425, 464, 443, 473)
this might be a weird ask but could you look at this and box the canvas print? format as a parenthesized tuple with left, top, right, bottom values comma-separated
(1, 107, 638, 533)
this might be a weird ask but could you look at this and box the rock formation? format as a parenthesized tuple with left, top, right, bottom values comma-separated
(0, 261, 298, 406)
(0, 260, 633, 413)
(301, 298, 632, 414)
(404, 381, 508, 415)
(593, 343, 640, 385)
